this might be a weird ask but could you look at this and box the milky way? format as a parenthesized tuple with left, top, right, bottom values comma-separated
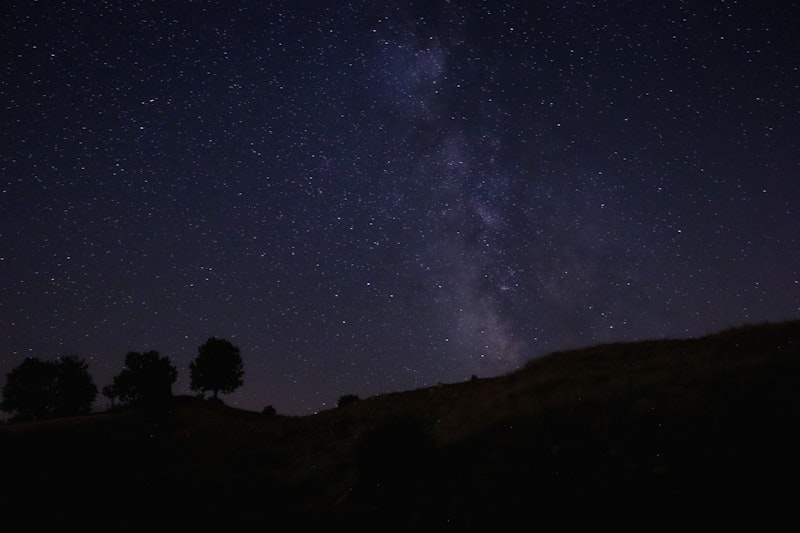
(2, 1, 798, 415)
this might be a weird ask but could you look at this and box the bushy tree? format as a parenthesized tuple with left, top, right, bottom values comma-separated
(112, 351, 177, 407)
(53, 355, 98, 417)
(1, 355, 98, 421)
(190, 337, 244, 399)
(1, 358, 57, 421)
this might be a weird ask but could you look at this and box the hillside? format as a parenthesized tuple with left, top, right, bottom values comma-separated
(2, 320, 799, 531)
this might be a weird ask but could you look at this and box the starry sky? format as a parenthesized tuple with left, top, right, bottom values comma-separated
(2, 1, 799, 416)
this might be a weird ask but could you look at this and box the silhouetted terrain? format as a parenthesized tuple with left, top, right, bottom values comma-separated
(2, 320, 799, 531)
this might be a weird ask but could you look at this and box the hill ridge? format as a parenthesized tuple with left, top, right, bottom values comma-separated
(1, 319, 799, 530)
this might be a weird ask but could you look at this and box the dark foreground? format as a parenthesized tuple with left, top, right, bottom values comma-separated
(2, 320, 799, 531)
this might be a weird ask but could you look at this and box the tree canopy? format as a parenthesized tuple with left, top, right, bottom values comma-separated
(112, 350, 177, 408)
(1, 355, 98, 421)
(190, 337, 244, 399)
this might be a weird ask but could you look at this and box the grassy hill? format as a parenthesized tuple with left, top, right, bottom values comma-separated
(2, 320, 799, 531)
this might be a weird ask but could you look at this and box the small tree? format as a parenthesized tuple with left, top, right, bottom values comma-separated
(102, 383, 119, 409)
(112, 351, 177, 407)
(338, 394, 360, 408)
(190, 337, 244, 399)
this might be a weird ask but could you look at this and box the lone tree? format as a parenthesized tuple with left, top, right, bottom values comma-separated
(101, 383, 119, 409)
(1, 355, 98, 422)
(190, 337, 244, 399)
(111, 350, 177, 408)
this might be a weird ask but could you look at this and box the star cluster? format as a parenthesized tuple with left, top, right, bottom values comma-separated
(2, 1, 798, 414)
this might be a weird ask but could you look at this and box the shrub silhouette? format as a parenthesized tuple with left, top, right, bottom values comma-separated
(262, 405, 277, 417)
(190, 337, 244, 399)
(1, 355, 98, 421)
(337, 394, 360, 408)
(111, 350, 177, 408)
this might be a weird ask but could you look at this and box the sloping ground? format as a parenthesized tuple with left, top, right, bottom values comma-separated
(1, 320, 799, 531)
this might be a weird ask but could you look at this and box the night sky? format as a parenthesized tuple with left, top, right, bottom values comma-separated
(2, 1, 798, 416)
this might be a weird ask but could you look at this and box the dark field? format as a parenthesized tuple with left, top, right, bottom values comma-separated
(2, 320, 799, 531)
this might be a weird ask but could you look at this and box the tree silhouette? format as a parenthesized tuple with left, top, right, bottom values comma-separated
(112, 351, 177, 407)
(190, 337, 244, 399)
(102, 383, 119, 409)
(338, 394, 360, 408)
(1, 355, 98, 421)
(1, 358, 57, 421)
(53, 355, 98, 417)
